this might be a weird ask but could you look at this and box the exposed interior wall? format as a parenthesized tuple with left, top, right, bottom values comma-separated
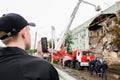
(89, 13, 120, 64)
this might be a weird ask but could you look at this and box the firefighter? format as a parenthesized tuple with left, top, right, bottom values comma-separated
(89, 59, 95, 75)
(95, 58, 102, 77)
(101, 60, 108, 80)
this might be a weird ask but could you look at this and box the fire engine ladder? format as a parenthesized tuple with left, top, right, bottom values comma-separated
(54, 0, 101, 51)
(55, 0, 82, 50)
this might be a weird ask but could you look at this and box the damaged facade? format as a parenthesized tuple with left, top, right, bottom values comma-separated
(71, 1, 120, 60)
(88, 13, 118, 58)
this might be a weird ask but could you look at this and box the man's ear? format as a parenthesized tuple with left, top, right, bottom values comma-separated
(19, 27, 27, 39)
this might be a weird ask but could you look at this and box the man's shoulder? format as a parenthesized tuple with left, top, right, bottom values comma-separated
(22, 55, 50, 65)
(19, 55, 54, 71)
(18, 55, 59, 80)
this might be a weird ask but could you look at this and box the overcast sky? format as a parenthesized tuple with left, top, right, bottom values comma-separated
(0, 0, 118, 49)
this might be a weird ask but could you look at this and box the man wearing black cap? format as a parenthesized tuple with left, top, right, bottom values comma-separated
(0, 13, 59, 80)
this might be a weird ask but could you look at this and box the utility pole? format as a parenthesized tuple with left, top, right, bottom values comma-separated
(51, 26, 55, 63)
(34, 31, 37, 51)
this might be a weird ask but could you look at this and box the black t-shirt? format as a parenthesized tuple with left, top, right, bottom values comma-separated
(0, 47, 59, 80)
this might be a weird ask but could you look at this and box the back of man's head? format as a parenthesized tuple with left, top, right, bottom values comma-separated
(0, 13, 35, 49)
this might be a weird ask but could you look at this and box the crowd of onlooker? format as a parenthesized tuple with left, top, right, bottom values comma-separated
(89, 58, 108, 80)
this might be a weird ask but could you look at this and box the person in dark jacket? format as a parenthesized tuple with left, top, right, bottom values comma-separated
(94, 58, 102, 77)
(95, 60, 102, 77)
(101, 60, 108, 80)
(0, 13, 59, 80)
(89, 59, 95, 75)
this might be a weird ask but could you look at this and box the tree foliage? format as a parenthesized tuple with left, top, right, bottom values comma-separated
(26, 49, 36, 54)
(48, 39, 55, 49)
(64, 31, 74, 54)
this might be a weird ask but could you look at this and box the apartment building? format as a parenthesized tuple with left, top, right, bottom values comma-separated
(71, 1, 120, 58)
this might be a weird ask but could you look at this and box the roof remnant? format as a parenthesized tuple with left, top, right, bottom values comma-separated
(88, 13, 116, 30)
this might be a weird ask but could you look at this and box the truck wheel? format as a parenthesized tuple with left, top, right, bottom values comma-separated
(70, 61, 74, 68)
(75, 62, 80, 70)
(64, 60, 70, 67)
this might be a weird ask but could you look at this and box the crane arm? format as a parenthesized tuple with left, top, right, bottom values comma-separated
(55, 0, 82, 50)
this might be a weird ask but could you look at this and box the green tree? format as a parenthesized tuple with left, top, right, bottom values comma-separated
(26, 49, 36, 54)
(65, 31, 74, 54)
(48, 39, 55, 49)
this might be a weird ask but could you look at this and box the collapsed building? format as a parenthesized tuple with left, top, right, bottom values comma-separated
(71, 1, 120, 63)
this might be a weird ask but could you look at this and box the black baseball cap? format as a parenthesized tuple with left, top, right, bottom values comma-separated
(0, 13, 36, 40)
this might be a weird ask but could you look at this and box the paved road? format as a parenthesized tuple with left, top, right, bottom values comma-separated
(55, 67, 77, 80)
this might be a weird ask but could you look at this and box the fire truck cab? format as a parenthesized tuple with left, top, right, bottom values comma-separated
(64, 50, 95, 70)
(74, 50, 95, 69)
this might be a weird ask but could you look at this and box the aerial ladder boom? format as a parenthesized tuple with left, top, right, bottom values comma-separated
(55, 0, 82, 50)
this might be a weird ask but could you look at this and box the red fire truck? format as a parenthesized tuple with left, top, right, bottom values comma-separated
(52, 44, 67, 63)
(52, 0, 98, 67)
(63, 50, 95, 70)
(52, 0, 81, 64)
